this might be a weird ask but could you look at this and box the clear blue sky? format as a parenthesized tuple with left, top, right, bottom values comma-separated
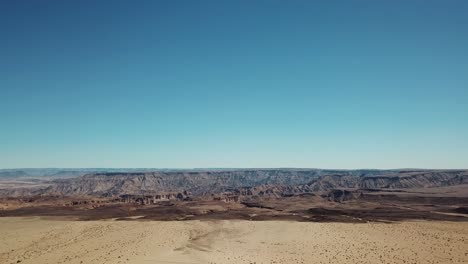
(1, 1, 467, 169)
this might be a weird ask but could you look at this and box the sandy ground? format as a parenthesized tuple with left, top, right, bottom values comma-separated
(0, 217, 467, 264)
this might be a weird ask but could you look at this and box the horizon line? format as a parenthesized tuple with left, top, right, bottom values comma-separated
(1, 167, 467, 171)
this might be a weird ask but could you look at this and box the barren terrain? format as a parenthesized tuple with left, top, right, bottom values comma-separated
(1, 169, 467, 263)
(1, 217, 467, 264)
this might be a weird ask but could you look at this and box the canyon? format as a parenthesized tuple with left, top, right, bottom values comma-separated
(0, 169, 467, 222)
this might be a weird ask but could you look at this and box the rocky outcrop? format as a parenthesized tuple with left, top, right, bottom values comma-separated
(119, 193, 190, 204)
(323, 189, 361, 203)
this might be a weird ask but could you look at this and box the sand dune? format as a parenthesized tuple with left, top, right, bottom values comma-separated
(0, 217, 467, 264)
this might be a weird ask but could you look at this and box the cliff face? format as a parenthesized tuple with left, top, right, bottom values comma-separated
(308, 171, 468, 190)
(44, 170, 324, 196)
(2, 169, 467, 198)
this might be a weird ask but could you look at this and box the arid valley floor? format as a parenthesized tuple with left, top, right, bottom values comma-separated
(1, 218, 468, 264)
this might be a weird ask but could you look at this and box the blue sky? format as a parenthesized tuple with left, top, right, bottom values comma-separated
(1, 1, 467, 169)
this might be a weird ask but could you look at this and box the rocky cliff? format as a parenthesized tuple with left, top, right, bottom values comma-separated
(1, 169, 467, 198)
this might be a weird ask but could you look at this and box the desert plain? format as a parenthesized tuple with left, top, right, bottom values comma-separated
(0, 217, 467, 264)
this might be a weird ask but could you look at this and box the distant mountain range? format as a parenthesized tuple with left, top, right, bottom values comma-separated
(0, 168, 189, 178)
(1, 169, 467, 198)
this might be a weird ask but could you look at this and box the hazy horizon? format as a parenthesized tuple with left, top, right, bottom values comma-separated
(1, 167, 467, 171)
(1, 1, 467, 168)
